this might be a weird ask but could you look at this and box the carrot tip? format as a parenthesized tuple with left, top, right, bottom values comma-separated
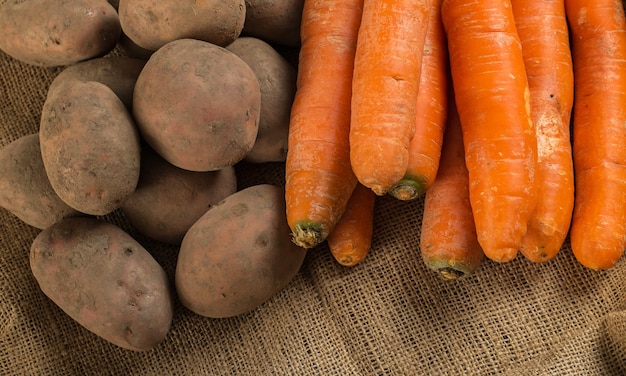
(520, 246, 557, 263)
(337, 254, 358, 267)
(331, 246, 369, 267)
(291, 223, 326, 249)
(368, 185, 389, 196)
(388, 177, 427, 201)
(437, 267, 468, 280)
(422, 256, 482, 280)
(484, 248, 518, 263)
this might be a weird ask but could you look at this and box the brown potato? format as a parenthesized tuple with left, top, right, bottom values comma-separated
(122, 147, 237, 245)
(118, 32, 154, 60)
(226, 37, 297, 163)
(0, 0, 121, 67)
(243, 0, 304, 47)
(39, 80, 141, 215)
(0, 134, 82, 229)
(133, 38, 261, 172)
(48, 56, 146, 110)
(118, 0, 245, 51)
(30, 217, 173, 351)
(175, 184, 307, 318)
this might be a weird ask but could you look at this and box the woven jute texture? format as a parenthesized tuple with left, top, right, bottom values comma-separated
(2, 44, 626, 375)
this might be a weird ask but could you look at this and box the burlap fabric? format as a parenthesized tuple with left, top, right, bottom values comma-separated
(1, 43, 626, 375)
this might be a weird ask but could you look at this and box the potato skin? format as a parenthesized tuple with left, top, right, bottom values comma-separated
(175, 184, 306, 318)
(133, 38, 261, 172)
(48, 56, 146, 111)
(226, 37, 297, 163)
(243, 0, 304, 47)
(39, 80, 141, 215)
(0, 0, 121, 67)
(118, 32, 154, 60)
(122, 147, 237, 245)
(0, 134, 82, 229)
(30, 217, 173, 351)
(118, 0, 245, 51)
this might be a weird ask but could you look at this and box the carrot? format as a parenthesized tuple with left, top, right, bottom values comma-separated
(388, 0, 448, 201)
(511, 0, 575, 263)
(420, 92, 484, 280)
(441, 0, 538, 263)
(327, 183, 376, 266)
(349, 0, 431, 196)
(566, 0, 626, 270)
(284, 0, 363, 249)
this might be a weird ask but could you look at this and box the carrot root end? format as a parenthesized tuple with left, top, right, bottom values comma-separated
(331, 245, 369, 267)
(437, 267, 468, 280)
(422, 256, 482, 280)
(388, 177, 427, 201)
(291, 223, 326, 249)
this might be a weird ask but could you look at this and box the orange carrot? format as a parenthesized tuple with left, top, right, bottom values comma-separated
(566, 0, 626, 270)
(327, 183, 376, 266)
(512, 0, 575, 263)
(420, 93, 483, 280)
(285, 0, 363, 249)
(441, 0, 538, 263)
(349, 0, 431, 196)
(389, 0, 448, 201)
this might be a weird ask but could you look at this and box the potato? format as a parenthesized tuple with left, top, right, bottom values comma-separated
(226, 37, 297, 163)
(48, 56, 146, 110)
(121, 147, 237, 245)
(133, 38, 261, 172)
(0, 0, 121, 67)
(118, 32, 154, 60)
(30, 217, 173, 351)
(0, 134, 82, 229)
(175, 184, 307, 318)
(242, 0, 304, 47)
(39, 80, 141, 216)
(118, 0, 245, 51)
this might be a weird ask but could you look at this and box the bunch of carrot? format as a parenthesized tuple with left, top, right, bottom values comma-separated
(285, 0, 626, 274)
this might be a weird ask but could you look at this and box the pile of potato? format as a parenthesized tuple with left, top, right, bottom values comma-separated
(0, 0, 306, 351)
